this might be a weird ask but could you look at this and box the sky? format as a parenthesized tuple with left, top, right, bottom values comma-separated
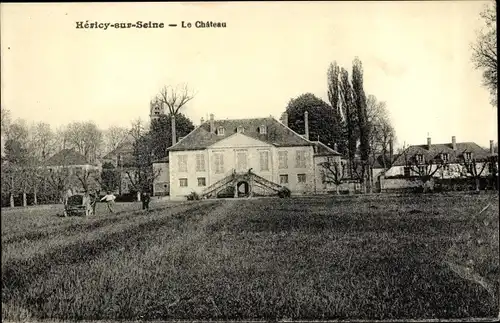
(1, 1, 497, 149)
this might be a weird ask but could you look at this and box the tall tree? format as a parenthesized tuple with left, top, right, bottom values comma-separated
(149, 113, 195, 160)
(285, 93, 341, 149)
(352, 58, 371, 192)
(31, 122, 55, 162)
(157, 84, 195, 146)
(65, 121, 103, 163)
(339, 67, 358, 177)
(366, 95, 396, 169)
(471, 0, 497, 106)
(327, 62, 347, 154)
(104, 126, 129, 154)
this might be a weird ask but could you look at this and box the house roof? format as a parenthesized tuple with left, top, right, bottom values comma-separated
(392, 141, 492, 166)
(312, 141, 343, 157)
(45, 149, 89, 166)
(167, 117, 314, 151)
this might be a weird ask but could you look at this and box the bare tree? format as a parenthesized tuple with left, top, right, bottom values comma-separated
(104, 126, 129, 154)
(31, 122, 55, 162)
(402, 150, 446, 192)
(471, 0, 497, 106)
(1, 107, 11, 136)
(366, 95, 396, 170)
(459, 155, 489, 192)
(65, 121, 103, 163)
(157, 84, 195, 146)
(320, 157, 347, 195)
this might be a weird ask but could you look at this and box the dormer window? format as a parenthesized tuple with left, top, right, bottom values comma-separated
(441, 153, 449, 162)
(237, 126, 244, 133)
(217, 127, 225, 136)
(259, 125, 267, 134)
(464, 152, 472, 160)
(416, 154, 424, 163)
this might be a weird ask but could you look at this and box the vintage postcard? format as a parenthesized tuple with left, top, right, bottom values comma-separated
(1, 1, 498, 322)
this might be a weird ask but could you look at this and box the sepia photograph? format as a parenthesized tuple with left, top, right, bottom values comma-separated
(1, 1, 498, 322)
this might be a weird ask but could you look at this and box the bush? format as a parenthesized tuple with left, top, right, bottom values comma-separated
(186, 191, 200, 201)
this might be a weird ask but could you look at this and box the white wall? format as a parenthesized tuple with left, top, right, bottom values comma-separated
(169, 133, 315, 199)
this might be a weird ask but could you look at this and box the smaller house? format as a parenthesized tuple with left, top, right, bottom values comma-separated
(382, 136, 496, 191)
(44, 148, 101, 194)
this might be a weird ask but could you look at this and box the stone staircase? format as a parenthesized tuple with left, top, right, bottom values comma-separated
(200, 169, 286, 199)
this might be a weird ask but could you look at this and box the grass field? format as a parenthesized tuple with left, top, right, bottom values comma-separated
(1, 193, 499, 321)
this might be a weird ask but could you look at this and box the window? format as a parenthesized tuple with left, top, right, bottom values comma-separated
(177, 155, 188, 172)
(179, 178, 188, 187)
(278, 151, 288, 169)
(418, 165, 426, 175)
(443, 165, 450, 171)
(416, 154, 423, 164)
(259, 125, 267, 134)
(296, 150, 306, 168)
(297, 174, 307, 183)
(464, 152, 472, 160)
(403, 167, 411, 177)
(197, 177, 206, 186)
(217, 127, 225, 136)
(260, 151, 270, 171)
(441, 153, 449, 162)
(237, 126, 244, 133)
(279, 174, 289, 184)
(236, 151, 248, 172)
(214, 153, 224, 174)
(196, 154, 205, 172)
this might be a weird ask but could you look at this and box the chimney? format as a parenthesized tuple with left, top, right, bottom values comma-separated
(452, 136, 456, 150)
(280, 112, 288, 127)
(427, 136, 431, 150)
(200, 117, 204, 125)
(304, 111, 309, 140)
(389, 140, 394, 157)
(490, 140, 494, 154)
(209, 114, 215, 133)
(333, 143, 338, 151)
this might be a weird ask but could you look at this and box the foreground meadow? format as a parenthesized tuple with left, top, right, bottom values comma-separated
(1, 193, 499, 321)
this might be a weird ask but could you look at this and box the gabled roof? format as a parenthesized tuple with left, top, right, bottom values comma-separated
(167, 117, 313, 152)
(392, 141, 492, 166)
(312, 141, 343, 157)
(45, 149, 89, 166)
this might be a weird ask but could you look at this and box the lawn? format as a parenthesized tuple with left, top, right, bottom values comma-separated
(1, 193, 499, 321)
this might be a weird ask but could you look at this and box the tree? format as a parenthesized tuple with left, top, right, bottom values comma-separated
(460, 155, 489, 191)
(285, 93, 342, 149)
(127, 132, 161, 201)
(156, 84, 196, 146)
(327, 62, 348, 155)
(149, 113, 195, 160)
(471, 0, 497, 106)
(104, 126, 129, 154)
(352, 58, 371, 192)
(64, 121, 103, 163)
(31, 122, 55, 162)
(319, 157, 347, 195)
(366, 95, 396, 170)
(339, 67, 358, 178)
(403, 151, 446, 192)
(100, 162, 120, 193)
(1, 107, 11, 135)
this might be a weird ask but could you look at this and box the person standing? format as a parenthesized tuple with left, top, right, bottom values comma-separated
(142, 191, 151, 211)
(100, 191, 116, 213)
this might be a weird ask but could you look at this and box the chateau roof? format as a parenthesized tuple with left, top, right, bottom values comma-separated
(167, 117, 314, 151)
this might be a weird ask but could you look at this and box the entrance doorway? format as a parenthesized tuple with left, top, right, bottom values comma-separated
(236, 181, 250, 197)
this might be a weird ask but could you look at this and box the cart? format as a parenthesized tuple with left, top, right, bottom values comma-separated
(63, 194, 95, 217)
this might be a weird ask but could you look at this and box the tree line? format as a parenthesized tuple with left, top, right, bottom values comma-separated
(284, 57, 396, 193)
(0, 82, 197, 207)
